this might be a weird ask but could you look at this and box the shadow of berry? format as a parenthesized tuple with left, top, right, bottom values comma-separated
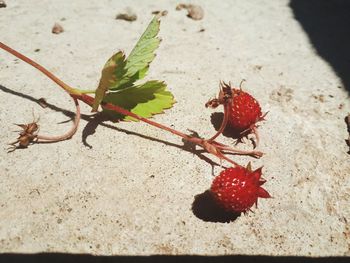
(210, 112, 242, 139)
(192, 190, 240, 223)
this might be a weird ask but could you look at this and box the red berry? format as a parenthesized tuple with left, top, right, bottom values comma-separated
(210, 165, 270, 213)
(228, 89, 262, 132)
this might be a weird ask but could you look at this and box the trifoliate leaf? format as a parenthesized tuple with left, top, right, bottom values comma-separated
(92, 51, 127, 111)
(103, 80, 175, 121)
(109, 16, 161, 91)
(93, 16, 174, 119)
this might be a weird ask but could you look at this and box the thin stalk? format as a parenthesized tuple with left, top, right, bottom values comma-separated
(207, 103, 230, 142)
(76, 89, 96, 94)
(37, 97, 81, 142)
(0, 42, 80, 95)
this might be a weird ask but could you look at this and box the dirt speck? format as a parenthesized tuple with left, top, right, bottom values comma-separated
(154, 243, 178, 254)
(29, 189, 40, 196)
(270, 86, 294, 103)
(152, 10, 168, 17)
(219, 235, 233, 248)
(116, 8, 137, 22)
(176, 3, 204, 20)
(312, 94, 325, 103)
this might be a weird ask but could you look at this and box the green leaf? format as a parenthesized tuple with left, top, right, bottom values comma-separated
(103, 80, 175, 121)
(93, 16, 174, 119)
(92, 51, 127, 111)
(110, 16, 161, 90)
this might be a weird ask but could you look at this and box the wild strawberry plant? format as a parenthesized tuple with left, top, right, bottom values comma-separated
(1, 16, 270, 215)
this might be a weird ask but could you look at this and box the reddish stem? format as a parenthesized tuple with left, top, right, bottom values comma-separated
(37, 97, 80, 142)
(0, 42, 77, 94)
(0, 41, 260, 165)
(207, 103, 230, 142)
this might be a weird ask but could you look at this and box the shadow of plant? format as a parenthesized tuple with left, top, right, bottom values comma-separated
(0, 84, 222, 168)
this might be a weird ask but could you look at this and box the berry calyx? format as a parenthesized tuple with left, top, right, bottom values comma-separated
(210, 164, 270, 213)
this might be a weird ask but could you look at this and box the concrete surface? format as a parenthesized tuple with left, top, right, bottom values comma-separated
(1, 0, 350, 256)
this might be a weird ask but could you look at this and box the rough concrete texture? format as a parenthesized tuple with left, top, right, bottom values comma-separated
(1, 0, 350, 257)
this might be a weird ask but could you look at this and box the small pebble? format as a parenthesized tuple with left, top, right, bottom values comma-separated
(0, 0, 6, 8)
(52, 23, 64, 34)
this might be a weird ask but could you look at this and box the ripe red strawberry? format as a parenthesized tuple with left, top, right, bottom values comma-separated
(228, 89, 263, 133)
(210, 165, 270, 213)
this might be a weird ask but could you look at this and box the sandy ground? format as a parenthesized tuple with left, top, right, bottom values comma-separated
(1, 0, 350, 257)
